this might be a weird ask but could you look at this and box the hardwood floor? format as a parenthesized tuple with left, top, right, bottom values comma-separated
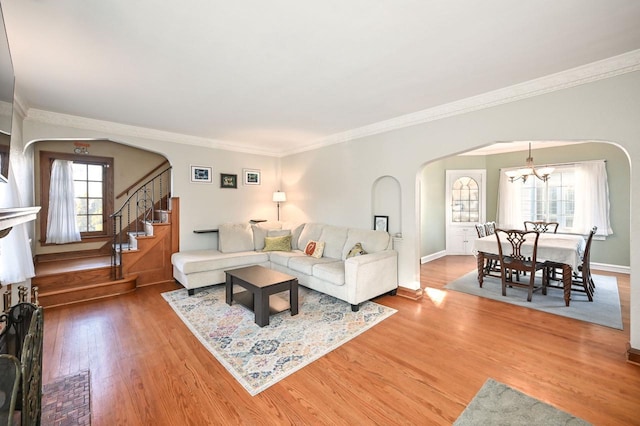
(41, 256, 640, 425)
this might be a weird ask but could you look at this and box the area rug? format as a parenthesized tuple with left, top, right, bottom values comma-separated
(444, 271, 622, 329)
(162, 285, 397, 396)
(454, 378, 590, 425)
(41, 370, 91, 425)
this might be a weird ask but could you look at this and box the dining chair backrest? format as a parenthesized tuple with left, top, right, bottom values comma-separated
(495, 229, 540, 266)
(583, 226, 597, 267)
(523, 221, 558, 233)
(484, 221, 496, 235)
(475, 224, 487, 238)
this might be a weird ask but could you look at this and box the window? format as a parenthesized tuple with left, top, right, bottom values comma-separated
(73, 162, 105, 234)
(451, 176, 479, 223)
(521, 166, 575, 229)
(498, 160, 612, 236)
(40, 151, 114, 243)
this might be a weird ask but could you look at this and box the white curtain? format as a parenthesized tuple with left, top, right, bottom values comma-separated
(496, 169, 524, 229)
(573, 160, 613, 236)
(0, 165, 36, 284)
(46, 159, 81, 244)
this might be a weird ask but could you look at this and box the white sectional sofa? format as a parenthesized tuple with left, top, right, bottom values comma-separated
(171, 222, 398, 311)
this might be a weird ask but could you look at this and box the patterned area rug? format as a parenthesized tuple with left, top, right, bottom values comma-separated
(454, 378, 590, 425)
(41, 370, 91, 425)
(162, 285, 396, 395)
(444, 271, 622, 329)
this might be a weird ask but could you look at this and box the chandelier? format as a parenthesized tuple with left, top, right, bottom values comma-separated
(505, 142, 554, 183)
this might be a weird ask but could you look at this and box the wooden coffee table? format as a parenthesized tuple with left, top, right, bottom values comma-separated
(225, 265, 299, 327)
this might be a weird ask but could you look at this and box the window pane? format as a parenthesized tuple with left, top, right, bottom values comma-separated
(75, 198, 88, 215)
(88, 198, 103, 214)
(451, 176, 480, 223)
(87, 164, 103, 181)
(74, 181, 87, 197)
(88, 215, 103, 232)
(88, 181, 102, 198)
(76, 215, 87, 232)
(73, 163, 87, 180)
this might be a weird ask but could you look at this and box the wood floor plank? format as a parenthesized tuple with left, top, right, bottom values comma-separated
(41, 256, 640, 425)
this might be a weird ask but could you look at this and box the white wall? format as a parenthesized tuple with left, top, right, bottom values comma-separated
(282, 71, 640, 348)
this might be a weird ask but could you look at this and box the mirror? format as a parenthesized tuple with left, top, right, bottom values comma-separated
(0, 4, 14, 183)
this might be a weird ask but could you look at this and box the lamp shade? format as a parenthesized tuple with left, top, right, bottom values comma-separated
(272, 191, 286, 202)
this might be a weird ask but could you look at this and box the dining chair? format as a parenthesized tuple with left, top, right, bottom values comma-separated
(544, 226, 597, 301)
(523, 221, 559, 233)
(495, 229, 548, 302)
(475, 223, 501, 278)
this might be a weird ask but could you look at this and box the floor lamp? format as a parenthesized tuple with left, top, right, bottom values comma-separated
(273, 191, 286, 221)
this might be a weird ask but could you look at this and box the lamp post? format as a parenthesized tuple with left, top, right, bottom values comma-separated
(272, 191, 286, 221)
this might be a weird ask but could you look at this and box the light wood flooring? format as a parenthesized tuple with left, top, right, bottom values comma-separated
(41, 256, 640, 425)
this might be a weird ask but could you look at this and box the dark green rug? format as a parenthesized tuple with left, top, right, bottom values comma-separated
(455, 379, 590, 425)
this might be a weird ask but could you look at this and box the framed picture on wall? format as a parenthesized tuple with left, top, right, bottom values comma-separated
(190, 165, 212, 183)
(374, 215, 389, 232)
(220, 173, 237, 188)
(243, 169, 261, 185)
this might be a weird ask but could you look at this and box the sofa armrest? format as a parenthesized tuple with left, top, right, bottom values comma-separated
(344, 250, 398, 305)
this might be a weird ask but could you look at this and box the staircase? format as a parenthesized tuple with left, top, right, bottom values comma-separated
(33, 167, 179, 308)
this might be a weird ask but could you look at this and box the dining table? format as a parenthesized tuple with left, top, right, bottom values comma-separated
(472, 232, 587, 306)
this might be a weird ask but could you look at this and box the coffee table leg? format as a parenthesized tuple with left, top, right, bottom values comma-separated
(225, 274, 233, 306)
(255, 291, 269, 327)
(290, 279, 298, 316)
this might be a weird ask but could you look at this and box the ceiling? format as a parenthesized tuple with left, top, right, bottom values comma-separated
(2, 1, 640, 156)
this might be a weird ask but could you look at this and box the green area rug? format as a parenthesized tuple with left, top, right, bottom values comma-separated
(455, 378, 590, 425)
(444, 271, 622, 329)
(162, 285, 396, 396)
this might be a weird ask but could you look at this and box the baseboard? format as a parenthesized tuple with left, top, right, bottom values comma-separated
(627, 344, 640, 366)
(591, 262, 630, 275)
(421, 251, 447, 264)
(397, 286, 424, 301)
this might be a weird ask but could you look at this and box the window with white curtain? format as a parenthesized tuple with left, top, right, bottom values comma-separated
(497, 160, 612, 236)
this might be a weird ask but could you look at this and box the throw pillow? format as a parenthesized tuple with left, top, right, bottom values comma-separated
(304, 240, 325, 258)
(347, 242, 367, 258)
(263, 235, 292, 252)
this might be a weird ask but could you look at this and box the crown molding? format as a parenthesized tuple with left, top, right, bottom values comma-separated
(23, 109, 281, 157)
(282, 49, 640, 157)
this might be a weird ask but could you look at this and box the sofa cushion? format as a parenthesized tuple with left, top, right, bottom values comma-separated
(251, 222, 283, 250)
(341, 229, 390, 259)
(312, 261, 345, 285)
(172, 249, 268, 274)
(318, 225, 348, 259)
(219, 223, 254, 253)
(281, 223, 305, 250)
(298, 223, 324, 250)
(263, 234, 292, 252)
(269, 250, 305, 267)
(288, 255, 336, 275)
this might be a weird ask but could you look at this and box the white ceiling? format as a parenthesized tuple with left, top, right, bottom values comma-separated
(3, 1, 640, 156)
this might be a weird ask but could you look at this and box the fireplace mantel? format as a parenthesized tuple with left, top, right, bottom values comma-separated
(0, 207, 41, 238)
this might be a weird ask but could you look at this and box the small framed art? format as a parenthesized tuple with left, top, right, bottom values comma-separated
(374, 215, 389, 232)
(220, 173, 237, 188)
(190, 165, 212, 183)
(243, 169, 261, 185)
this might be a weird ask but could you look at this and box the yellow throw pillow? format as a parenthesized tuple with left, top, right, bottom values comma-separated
(347, 242, 367, 258)
(263, 235, 292, 252)
(304, 240, 325, 258)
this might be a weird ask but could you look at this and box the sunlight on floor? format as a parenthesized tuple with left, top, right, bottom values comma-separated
(424, 287, 447, 307)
